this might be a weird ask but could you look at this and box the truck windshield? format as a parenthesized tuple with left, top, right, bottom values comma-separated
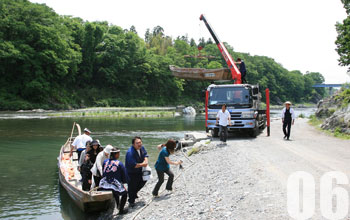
(209, 87, 252, 107)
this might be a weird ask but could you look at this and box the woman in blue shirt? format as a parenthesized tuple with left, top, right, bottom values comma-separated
(152, 139, 183, 197)
(99, 147, 129, 215)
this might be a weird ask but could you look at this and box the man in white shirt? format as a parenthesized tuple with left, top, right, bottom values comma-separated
(281, 101, 296, 140)
(70, 128, 92, 160)
(216, 104, 232, 145)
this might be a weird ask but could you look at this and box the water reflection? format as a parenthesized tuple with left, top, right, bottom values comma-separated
(0, 108, 316, 219)
(0, 115, 205, 220)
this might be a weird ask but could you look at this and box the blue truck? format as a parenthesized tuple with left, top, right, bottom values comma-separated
(205, 83, 266, 137)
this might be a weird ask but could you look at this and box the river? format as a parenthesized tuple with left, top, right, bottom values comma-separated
(0, 107, 315, 220)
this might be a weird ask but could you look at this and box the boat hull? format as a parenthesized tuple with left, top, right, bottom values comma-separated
(170, 65, 232, 81)
(58, 170, 112, 212)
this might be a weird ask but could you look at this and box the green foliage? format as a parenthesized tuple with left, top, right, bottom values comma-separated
(335, 88, 350, 107)
(0, 0, 328, 110)
(336, 1, 350, 71)
(308, 115, 323, 126)
(188, 147, 200, 156)
(309, 115, 350, 140)
(334, 127, 350, 139)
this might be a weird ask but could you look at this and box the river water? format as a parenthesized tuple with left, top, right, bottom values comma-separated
(0, 107, 315, 220)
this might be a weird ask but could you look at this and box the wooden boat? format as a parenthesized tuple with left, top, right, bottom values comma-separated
(169, 65, 232, 81)
(58, 123, 113, 212)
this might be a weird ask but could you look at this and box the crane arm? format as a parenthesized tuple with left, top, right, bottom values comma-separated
(199, 14, 242, 84)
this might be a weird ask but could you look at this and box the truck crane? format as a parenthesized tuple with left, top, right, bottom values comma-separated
(199, 14, 268, 137)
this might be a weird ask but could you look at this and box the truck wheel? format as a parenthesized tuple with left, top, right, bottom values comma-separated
(261, 118, 267, 129)
(250, 122, 259, 138)
(211, 128, 219, 137)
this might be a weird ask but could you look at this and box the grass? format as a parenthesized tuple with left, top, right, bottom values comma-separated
(308, 115, 323, 126)
(308, 115, 350, 140)
(333, 127, 350, 139)
(188, 147, 200, 156)
(48, 110, 176, 118)
(261, 102, 316, 110)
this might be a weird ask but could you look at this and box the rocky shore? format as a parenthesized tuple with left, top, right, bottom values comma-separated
(315, 88, 350, 134)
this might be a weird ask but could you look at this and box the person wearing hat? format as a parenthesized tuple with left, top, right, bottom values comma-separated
(87, 140, 103, 164)
(99, 147, 129, 215)
(90, 144, 114, 188)
(281, 101, 295, 140)
(70, 128, 92, 161)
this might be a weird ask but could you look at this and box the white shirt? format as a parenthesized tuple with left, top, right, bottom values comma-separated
(137, 149, 141, 157)
(216, 110, 231, 126)
(91, 151, 108, 176)
(281, 107, 296, 120)
(72, 133, 92, 149)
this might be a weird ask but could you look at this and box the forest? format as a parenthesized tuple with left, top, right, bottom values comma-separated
(0, 0, 326, 110)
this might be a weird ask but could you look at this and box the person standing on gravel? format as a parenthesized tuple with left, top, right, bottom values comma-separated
(99, 147, 129, 215)
(281, 101, 295, 140)
(216, 104, 232, 145)
(152, 139, 182, 197)
(125, 136, 149, 207)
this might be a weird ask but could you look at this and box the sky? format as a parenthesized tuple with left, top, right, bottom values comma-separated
(30, 0, 350, 84)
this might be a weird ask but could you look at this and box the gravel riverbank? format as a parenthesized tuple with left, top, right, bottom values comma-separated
(102, 132, 288, 219)
(132, 142, 288, 220)
(101, 118, 350, 220)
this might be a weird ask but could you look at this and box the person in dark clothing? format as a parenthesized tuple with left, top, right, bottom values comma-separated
(152, 139, 182, 197)
(125, 136, 149, 207)
(235, 58, 247, 83)
(80, 154, 93, 191)
(99, 147, 129, 215)
(87, 140, 102, 164)
(281, 101, 296, 140)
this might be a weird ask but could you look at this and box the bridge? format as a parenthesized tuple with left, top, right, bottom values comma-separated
(312, 84, 345, 88)
(312, 84, 349, 95)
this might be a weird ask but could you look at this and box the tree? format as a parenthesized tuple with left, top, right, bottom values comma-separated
(152, 25, 164, 36)
(0, 0, 81, 107)
(336, 1, 350, 72)
(130, 25, 137, 34)
(0, 0, 327, 110)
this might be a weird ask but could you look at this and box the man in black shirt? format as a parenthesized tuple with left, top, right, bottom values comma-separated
(235, 58, 247, 83)
(281, 101, 295, 140)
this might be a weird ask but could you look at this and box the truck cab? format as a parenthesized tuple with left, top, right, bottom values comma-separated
(206, 83, 266, 137)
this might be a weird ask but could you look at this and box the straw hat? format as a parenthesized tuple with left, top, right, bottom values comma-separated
(284, 101, 292, 105)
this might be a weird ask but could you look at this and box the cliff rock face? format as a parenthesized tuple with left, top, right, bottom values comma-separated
(316, 90, 350, 134)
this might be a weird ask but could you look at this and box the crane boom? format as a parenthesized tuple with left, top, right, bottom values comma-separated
(199, 14, 242, 84)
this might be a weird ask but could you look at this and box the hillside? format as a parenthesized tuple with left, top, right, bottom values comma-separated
(0, 0, 325, 110)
